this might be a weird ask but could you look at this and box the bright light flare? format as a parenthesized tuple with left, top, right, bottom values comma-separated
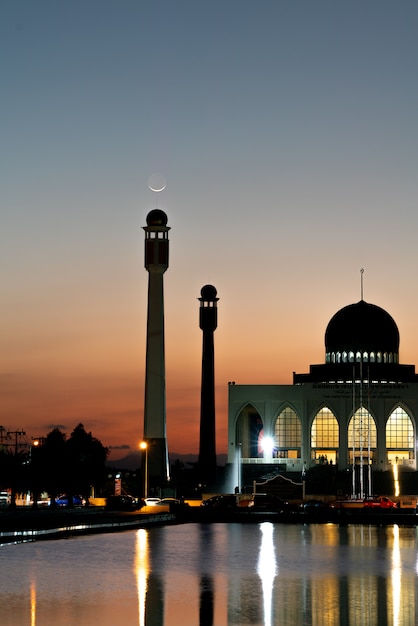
(261, 436, 274, 457)
(393, 462, 400, 497)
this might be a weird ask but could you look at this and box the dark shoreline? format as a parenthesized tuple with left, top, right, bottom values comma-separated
(0, 507, 176, 544)
(1, 506, 418, 545)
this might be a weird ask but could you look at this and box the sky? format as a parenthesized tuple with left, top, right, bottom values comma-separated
(2, 1, 418, 461)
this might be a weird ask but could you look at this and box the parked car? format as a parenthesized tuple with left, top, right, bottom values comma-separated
(200, 494, 238, 509)
(106, 495, 138, 510)
(248, 494, 290, 513)
(156, 497, 190, 511)
(144, 497, 161, 506)
(301, 499, 329, 512)
(0, 491, 11, 507)
(363, 496, 397, 509)
(54, 495, 85, 507)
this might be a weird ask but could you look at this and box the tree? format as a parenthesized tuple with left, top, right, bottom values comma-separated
(65, 424, 108, 505)
(42, 428, 67, 508)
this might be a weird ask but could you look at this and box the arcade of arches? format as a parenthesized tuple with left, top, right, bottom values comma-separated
(232, 403, 415, 470)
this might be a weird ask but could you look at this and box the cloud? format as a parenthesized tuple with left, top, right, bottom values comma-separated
(45, 423, 67, 431)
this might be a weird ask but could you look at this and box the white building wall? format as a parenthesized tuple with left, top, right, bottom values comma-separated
(228, 381, 418, 472)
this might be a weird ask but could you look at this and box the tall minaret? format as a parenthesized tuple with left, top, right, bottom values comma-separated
(143, 209, 170, 487)
(198, 284, 219, 486)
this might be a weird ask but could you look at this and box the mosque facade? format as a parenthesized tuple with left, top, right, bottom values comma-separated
(227, 299, 418, 482)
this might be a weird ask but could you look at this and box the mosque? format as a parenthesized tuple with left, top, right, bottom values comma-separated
(227, 297, 418, 490)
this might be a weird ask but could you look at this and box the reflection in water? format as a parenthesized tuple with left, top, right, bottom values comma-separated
(199, 525, 215, 626)
(2, 523, 418, 625)
(30, 580, 36, 626)
(136, 529, 149, 626)
(200, 575, 214, 626)
(257, 523, 277, 626)
(391, 525, 401, 626)
(135, 528, 164, 626)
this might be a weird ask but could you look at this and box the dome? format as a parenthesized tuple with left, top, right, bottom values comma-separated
(200, 284, 218, 301)
(325, 300, 399, 356)
(146, 209, 168, 227)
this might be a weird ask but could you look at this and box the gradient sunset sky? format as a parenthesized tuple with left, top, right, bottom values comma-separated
(2, 1, 418, 460)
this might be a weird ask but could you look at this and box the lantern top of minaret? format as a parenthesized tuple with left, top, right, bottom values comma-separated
(200, 284, 218, 302)
(146, 209, 168, 227)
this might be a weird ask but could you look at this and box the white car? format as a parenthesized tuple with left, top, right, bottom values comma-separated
(0, 491, 11, 507)
(144, 497, 161, 506)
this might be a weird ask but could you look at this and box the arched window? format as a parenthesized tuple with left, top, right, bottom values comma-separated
(235, 404, 264, 459)
(349, 352, 354, 363)
(348, 407, 377, 449)
(363, 352, 368, 362)
(386, 407, 414, 465)
(311, 408, 339, 448)
(342, 352, 347, 363)
(274, 407, 301, 448)
(370, 352, 375, 363)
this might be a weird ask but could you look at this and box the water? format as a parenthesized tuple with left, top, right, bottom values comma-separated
(1, 522, 418, 625)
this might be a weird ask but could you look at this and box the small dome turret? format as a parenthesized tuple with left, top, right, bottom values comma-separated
(146, 209, 168, 227)
(200, 285, 218, 301)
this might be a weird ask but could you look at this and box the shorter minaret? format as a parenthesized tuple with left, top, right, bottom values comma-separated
(198, 285, 219, 486)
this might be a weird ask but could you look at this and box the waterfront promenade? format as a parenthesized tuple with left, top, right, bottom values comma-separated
(0, 506, 176, 543)
(2, 500, 418, 545)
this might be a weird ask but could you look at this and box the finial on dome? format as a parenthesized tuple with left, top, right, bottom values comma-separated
(360, 268, 364, 301)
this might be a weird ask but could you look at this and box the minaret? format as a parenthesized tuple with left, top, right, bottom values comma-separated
(143, 209, 170, 487)
(198, 284, 219, 486)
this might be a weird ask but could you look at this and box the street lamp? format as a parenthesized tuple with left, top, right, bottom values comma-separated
(140, 441, 148, 500)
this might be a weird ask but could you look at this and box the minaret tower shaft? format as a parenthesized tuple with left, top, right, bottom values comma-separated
(198, 285, 219, 486)
(143, 209, 170, 485)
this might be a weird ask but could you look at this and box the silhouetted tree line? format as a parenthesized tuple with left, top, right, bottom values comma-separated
(0, 424, 108, 508)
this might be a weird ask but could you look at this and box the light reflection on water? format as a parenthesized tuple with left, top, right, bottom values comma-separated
(0, 523, 418, 625)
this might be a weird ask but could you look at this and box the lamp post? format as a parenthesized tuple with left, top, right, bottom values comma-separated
(140, 442, 148, 500)
(237, 442, 242, 494)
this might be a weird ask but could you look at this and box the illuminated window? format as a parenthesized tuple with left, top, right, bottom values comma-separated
(348, 407, 377, 448)
(311, 407, 339, 448)
(386, 407, 414, 449)
(274, 407, 301, 447)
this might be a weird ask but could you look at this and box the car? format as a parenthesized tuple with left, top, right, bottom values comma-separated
(144, 497, 161, 506)
(248, 493, 290, 513)
(363, 496, 397, 509)
(200, 494, 238, 509)
(106, 495, 138, 510)
(54, 495, 85, 507)
(301, 499, 329, 512)
(0, 491, 11, 507)
(157, 497, 190, 510)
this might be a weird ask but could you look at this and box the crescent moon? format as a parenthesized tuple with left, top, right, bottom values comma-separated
(148, 174, 166, 193)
